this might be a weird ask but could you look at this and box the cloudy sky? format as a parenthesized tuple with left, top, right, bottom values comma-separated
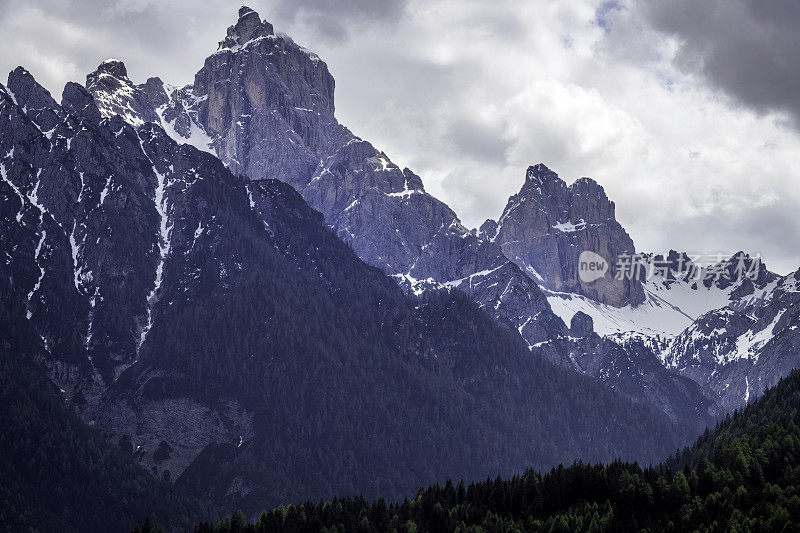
(2, 0, 800, 273)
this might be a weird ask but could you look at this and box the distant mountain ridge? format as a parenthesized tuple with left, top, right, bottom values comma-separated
(479, 158, 798, 412)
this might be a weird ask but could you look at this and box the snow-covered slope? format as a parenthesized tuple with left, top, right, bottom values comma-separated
(663, 268, 800, 410)
(548, 251, 775, 338)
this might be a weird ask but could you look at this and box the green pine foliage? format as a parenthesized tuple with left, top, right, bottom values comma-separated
(186, 369, 800, 532)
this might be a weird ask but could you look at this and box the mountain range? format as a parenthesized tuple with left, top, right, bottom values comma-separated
(1, 5, 799, 529)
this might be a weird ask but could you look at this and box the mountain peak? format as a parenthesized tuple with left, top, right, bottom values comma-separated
(492, 164, 643, 306)
(219, 6, 274, 50)
(525, 163, 559, 183)
(7, 66, 54, 106)
(61, 81, 102, 124)
(520, 163, 566, 198)
(6, 66, 61, 130)
(571, 176, 601, 189)
(94, 58, 128, 79)
(85, 58, 162, 127)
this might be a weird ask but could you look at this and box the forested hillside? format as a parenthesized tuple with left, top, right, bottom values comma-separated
(185, 368, 800, 532)
(0, 280, 214, 532)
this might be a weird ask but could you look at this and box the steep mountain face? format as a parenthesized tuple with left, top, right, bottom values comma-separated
(497, 176, 797, 414)
(567, 311, 720, 423)
(0, 63, 697, 514)
(0, 305, 211, 532)
(0, 66, 164, 386)
(468, 165, 719, 423)
(480, 163, 644, 307)
(547, 244, 797, 411)
(79, 7, 723, 430)
(84, 6, 573, 363)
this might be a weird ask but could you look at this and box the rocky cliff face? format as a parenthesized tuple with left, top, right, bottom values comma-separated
(481, 163, 644, 307)
(567, 312, 720, 425)
(0, 68, 260, 480)
(1, 65, 162, 383)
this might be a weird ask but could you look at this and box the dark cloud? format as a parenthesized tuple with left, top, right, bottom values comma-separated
(639, 0, 800, 128)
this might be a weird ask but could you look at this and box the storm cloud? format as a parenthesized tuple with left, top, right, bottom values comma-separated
(639, 0, 800, 129)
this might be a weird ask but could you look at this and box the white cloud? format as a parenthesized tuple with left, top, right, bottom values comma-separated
(319, 0, 800, 273)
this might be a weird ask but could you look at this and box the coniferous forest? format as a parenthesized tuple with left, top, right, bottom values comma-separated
(144, 369, 800, 532)
(0, 331, 212, 531)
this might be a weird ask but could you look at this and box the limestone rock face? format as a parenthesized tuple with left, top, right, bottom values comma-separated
(482, 164, 644, 307)
(171, 8, 572, 355)
(570, 311, 594, 338)
(192, 12, 338, 190)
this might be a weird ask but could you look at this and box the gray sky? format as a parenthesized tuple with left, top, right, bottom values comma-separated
(2, 0, 800, 273)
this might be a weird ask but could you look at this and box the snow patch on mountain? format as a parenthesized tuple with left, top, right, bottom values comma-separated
(0, 161, 26, 223)
(734, 310, 785, 363)
(552, 219, 587, 233)
(137, 164, 173, 353)
(547, 273, 738, 338)
(155, 99, 217, 157)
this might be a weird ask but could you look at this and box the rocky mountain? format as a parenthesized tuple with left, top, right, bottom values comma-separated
(480, 163, 644, 307)
(474, 162, 795, 411)
(566, 311, 720, 423)
(78, 6, 720, 430)
(471, 165, 732, 420)
(665, 267, 800, 411)
(0, 52, 698, 515)
(84, 7, 569, 363)
(539, 231, 797, 411)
